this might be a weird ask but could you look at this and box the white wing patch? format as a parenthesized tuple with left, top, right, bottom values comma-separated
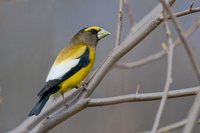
(46, 59, 80, 81)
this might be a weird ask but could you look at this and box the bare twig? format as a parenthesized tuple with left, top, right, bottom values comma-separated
(0, 87, 3, 104)
(158, 119, 187, 133)
(88, 86, 200, 107)
(174, 19, 200, 47)
(115, 0, 124, 47)
(0, 97, 3, 104)
(151, 3, 175, 132)
(183, 92, 200, 133)
(143, 118, 200, 133)
(162, 7, 200, 20)
(124, 0, 134, 26)
(136, 84, 141, 94)
(189, 0, 195, 11)
(115, 51, 166, 69)
(158, 119, 200, 133)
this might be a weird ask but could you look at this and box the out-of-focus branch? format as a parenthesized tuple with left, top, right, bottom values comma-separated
(115, 8, 200, 69)
(158, 119, 187, 133)
(183, 92, 200, 133)
(189, 0, 195, 11)
(124, 0, 134, 26)
(151, 2, 175, 132)
(115, 51, 166, 69)
(0, 87, 3, 104)
(115, 0, 124, 47)
(158, 119, 200, 133)
(0, 97, 3, 104)
(143, 118, 200, 133)
(88, 86, 200, 107)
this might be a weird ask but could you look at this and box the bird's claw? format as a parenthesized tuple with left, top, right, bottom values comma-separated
(80, 80, 88, 90)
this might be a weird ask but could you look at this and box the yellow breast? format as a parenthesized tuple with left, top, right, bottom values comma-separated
(58, 46, 95, 93)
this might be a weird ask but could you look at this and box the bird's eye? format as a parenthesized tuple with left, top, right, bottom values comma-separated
(90, 29, 97, 34)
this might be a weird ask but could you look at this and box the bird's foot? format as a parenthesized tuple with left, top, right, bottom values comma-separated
(80, 80, 88, 90)
(60, 93, 69, 107)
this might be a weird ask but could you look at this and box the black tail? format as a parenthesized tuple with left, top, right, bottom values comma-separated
(28, 93, 51, 116)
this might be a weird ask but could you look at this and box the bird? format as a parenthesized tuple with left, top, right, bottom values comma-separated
(29, 26, 110, 116)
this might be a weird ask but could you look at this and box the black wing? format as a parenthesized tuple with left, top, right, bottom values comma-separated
(37, 47, 90, 97)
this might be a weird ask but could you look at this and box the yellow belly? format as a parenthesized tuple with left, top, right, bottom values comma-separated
(58, 46, 95, 93)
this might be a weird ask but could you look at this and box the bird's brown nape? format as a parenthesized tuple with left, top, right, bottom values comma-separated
(71, 29, 99, 48)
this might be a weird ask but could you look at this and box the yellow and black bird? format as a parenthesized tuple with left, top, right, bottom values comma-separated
(29, 26, 110, 116)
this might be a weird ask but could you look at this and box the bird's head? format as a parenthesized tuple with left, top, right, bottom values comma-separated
(72, 26, 110, 47)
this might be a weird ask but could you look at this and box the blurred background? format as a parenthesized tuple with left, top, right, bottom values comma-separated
(0, 0, 200, 132)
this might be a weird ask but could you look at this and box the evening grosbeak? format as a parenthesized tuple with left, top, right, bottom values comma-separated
(29, 26, 110, 116)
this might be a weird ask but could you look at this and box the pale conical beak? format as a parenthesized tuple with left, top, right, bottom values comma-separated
(97, 28, 110, 40)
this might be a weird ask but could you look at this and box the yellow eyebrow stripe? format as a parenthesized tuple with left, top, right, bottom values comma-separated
(84, 26, 101, 31)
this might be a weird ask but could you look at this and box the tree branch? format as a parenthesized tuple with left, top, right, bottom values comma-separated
(142, 118, 200, 133)
(183, 92, 200, 133)
(88, 86, 200, 107)
(173, 7, 200, 18)
(124, 0, 135, 26)
(151, 2, 175, 132)
(158, 119, 200, 133)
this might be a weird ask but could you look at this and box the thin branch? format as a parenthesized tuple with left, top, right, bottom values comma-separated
(183, 92, 200, 133)
(174, 18, 200, 47)
(124, 0, 134, 26)
(142, 119, 200, 133)
(88, 86, 200, 107)
(159, 119, 197, 133)
(158, 119, 187, 133)
(151, 3, 175, 132)
(115, 51, 166, 69)
(115, 0, 124, 47)
(155, 119, 200, 133)
(189, 0, 195, 11)
(0, 87, 3, 105)
(165, 7, 200, 19)
(141, 119, 200, 133)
